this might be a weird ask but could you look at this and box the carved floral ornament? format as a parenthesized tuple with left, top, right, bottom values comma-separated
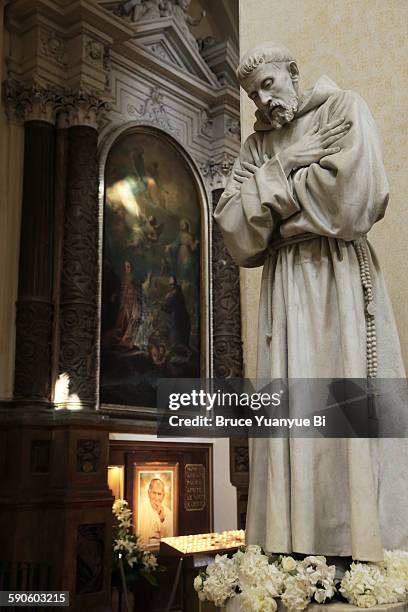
(3, 80, 110, 128)
(226, 116, 240, 139)
(200, 153, 235, 187)
(127, 86, 181, 137)
(39, 29, 67, 65)
(85, 38, 104, 64)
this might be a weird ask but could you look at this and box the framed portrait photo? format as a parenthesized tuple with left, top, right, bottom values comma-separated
(134, 463, 178, 549)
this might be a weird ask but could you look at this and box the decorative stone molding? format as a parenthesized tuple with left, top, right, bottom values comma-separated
(233, 444, 249, 474)
(39, 29, 67, 66)
(127, 86, 180, 137)
(85, 37, 104, 65)
(14, 301, 53, 400)
(197, 35, 217, 52)
(145, 41, 173, 63)
(212, 188, 247, 529)
(58, 90, 110, 129)
(200, 152, 235, 190)
(3, 81, 110, 129)
(200, 109, 214, 138)
(200, 39, 240, 88)
(59, 125, 99, 408)
(76, 440, 101, 473)
(212, 189, 243, 379)
(117, 0, 205, 50)
(226, 116, 240, 140)
(75, 523, 105, 594)
(103, 47, 112, 93)
(4, 80, 59, 124)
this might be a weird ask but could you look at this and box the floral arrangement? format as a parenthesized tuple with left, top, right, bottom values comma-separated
(194, 545, 335, 611)
(112, 499, 159, 587)
(194, 545, 408, 611)
(340, 550, 408, 608)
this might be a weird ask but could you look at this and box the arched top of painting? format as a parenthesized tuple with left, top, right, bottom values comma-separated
(100, 120, 205, 189)
(102, 123, 205, 237)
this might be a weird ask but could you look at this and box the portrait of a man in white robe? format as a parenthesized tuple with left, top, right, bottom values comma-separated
(136, 469, 176, 547)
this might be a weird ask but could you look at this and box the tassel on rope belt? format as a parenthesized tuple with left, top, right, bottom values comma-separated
(266, 233, 377, 379)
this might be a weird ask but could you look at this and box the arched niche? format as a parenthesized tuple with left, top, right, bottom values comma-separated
(97, 124, 211, 419)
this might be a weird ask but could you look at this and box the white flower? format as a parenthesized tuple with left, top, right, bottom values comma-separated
(340, 554, 408, 608)
(263, 563, 285, 598)
(143, 553, 158, 571)
(383, 550, 408, 586)
(194, 574, 204, 592)
(113, 499, 128, 513)
(112, 498, 158, 577)
(281, 556, 297, 572)
(238, 548, 271, 588)
(239, 585, 278, 612)
(246, 545, 263, 555)
(373, 577, 402, 605)
(201, 554, 238, 607)
(355, 593, 377, 608)
(281, 570, 314, 611)
(340, 562, 380, 605)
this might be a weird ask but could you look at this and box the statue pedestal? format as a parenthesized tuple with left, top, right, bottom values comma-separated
(224, 598, 408, 612)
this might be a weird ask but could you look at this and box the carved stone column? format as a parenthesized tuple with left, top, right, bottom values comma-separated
(212, 188, 243, 378)
(6, 82, 57, 402)
(49, 97, 114, 610)
(58, 94, 107, 409)
(212, 187, 249, 529)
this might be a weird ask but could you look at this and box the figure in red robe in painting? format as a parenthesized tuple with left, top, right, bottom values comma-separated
(103, 260, 140, 349)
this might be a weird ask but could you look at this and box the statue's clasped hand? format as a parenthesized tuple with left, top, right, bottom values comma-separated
(278, 117, 351, 175)
(234, 155, 271, 184)
(233, 118, 351, 184)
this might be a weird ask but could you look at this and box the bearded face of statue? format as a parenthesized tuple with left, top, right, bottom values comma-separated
(241, 61, 300, 129)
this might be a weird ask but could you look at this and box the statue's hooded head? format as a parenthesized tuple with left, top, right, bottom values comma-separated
(237, 42, 300, 129)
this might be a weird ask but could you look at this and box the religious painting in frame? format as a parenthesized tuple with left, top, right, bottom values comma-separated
(100, 126, 206, 412)
(134, 463, 179, 549)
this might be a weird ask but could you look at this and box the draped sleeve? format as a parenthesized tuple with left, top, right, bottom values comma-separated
(214, 134, 300, 267)
(280, 90, 389, 240)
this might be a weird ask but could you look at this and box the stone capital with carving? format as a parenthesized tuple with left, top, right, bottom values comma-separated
(4, 80, 111, 130)
(4, 80, 59, 124)
(57, 89, 111, 130)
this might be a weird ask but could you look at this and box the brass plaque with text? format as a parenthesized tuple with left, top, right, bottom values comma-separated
(184, 464, 206, 512)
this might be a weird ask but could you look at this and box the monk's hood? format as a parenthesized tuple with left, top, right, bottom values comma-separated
(253, 75, 340, 131)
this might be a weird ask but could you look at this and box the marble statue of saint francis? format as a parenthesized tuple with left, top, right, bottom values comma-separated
(214, 42, 408, 561)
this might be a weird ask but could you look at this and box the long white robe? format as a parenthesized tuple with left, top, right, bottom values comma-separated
(138, 501, 173, 546)
(214, 76, 408, 560)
